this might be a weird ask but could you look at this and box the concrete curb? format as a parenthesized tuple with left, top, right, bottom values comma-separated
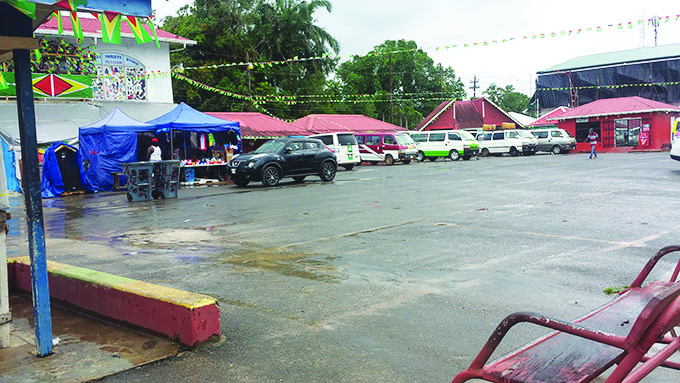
(7, 257, 220, 347)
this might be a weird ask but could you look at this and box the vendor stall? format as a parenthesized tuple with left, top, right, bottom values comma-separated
(79, 108, 156, 192)
(146, 103, 240, 184)
(40, 142, 87, 198)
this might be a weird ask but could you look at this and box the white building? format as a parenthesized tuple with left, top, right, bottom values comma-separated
(0, 13, 196, 144)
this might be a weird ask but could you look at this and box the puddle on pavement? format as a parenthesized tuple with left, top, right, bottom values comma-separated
(222, 247, 341, 282)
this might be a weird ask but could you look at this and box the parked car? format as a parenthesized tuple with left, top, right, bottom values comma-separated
(671, 121, 680, 162)
(407, 130, 479, 162)
(227, 137, 337, 187)
(308, 132, 361, 170)
(354, 132, 418, 165)
(476, 129, 538, 157)
(531, 128, 577, 154)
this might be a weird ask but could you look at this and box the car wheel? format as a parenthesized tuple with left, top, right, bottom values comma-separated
(551, 145, 562, 155)
(402, 160, 411, 164)
(462, 155, 472, 160)
(320, 161, 337, 182)
(428, 157, 437, 162)
(509, 147, 519, 157)
(261, 165, 280, 187)
(416, 151, 425, 162)
(480, 148, 490, 157)
(343, 165, 354, 171)
(292, 176, 306, 183)
(384, 154, 394, 166)
(232, 177, 249, 187)
(449, 150, 461, 161)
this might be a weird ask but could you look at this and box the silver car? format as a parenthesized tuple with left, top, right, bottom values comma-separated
(531, 128, 577, 154)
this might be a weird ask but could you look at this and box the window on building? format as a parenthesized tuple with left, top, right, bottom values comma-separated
(94, 53, 147, 101)
(615, 118, 641, 147)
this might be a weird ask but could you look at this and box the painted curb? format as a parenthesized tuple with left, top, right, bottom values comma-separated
(7, 257, 220, 346)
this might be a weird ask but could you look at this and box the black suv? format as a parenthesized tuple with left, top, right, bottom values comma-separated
(227, 138, 337, 187)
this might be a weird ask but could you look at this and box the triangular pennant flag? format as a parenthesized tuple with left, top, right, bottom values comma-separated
(0, 73, 8, 91)
(6, 0, 36, 19)
(99, 11, 122, 44)
(56, 11, 64, 35)
(126, 16, 153, 44)
(145, 18, 161, 48)
(69, 11, 84, 39)
(33, 48, 41, 63)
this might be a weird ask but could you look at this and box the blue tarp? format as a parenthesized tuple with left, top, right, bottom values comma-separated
(147, 102, 241, 133)
(79, 108, 156, 192)
(40, 143, 87, 198)
(2, 139, 21, 193)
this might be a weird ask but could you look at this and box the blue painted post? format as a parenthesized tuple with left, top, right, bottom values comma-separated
(14, 48, 53, 357)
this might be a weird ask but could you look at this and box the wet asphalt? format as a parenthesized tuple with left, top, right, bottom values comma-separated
(7, 151, 680, 383)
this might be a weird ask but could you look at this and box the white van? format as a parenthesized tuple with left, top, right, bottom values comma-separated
(671, 121, 680, 162)
(308, 132, 362, 170)
(530, 128, 577, 154)
(476, 129, 538, 157)
(407, 130, 479, 162)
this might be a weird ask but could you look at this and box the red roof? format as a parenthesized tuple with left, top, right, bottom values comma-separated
(417, 98, 521, 130)
(554, 97, 680, 120)
(206, 112, 304, 138)
(292, 114, 403, 134)
(530, 106, 570, 126)
(36, 14, 195, 44)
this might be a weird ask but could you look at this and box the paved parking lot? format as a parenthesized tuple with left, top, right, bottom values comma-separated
(8, 151, 680, 382)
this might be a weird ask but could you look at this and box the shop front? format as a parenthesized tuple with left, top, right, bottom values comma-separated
(554, 97, 680, 152)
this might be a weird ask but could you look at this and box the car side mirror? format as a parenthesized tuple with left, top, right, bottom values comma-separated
(284, 147, 293, 154)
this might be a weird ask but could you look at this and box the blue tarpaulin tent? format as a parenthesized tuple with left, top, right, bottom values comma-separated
(146, 102, 242, 157)
(79, 108, 156, 192)
(1, 137, 21, 193)
(40, 142, 87, 198)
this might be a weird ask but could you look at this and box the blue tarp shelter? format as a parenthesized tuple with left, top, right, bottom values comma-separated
(146, 102, 242, 157)
(40, 142, 87, 198)
(1, 135, 21, 193)
(79, 108, 156, 192)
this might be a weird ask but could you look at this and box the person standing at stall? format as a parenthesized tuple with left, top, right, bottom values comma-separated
(147, 138, 162, 162)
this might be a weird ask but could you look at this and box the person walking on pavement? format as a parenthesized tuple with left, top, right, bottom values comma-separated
(588, 128, 599, 159)
(147, 137, 162, 162)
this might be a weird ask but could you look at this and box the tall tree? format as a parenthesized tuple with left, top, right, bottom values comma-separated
(336, 40, 466, 129)
(483, 83, 530, 114)
(162, 0, 339, 117)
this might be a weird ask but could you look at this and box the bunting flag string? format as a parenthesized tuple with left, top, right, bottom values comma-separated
(179, 13, 680, 71)
(5, 0, 36, 19)
(536, 81, 680, 92)
(126, 15, 154, 44)
(98, 11, 122, 45)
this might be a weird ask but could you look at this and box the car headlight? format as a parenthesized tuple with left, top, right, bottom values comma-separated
(247, 162, 255, 168)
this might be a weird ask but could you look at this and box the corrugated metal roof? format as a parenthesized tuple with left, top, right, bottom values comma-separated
(530, 106, 570, 126)
(539, 43, 680, 73)
(207, 112, 303, 138)
(292, 114, 403, 134)
(553, 96, 680, 120)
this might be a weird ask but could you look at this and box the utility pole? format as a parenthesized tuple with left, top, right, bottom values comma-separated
(246, 51, 252, 112)
(651, 16, 659, 47)
(389, 52, 393, 124)
(439, 64, 443, 98)
(469, 75, 479, 98)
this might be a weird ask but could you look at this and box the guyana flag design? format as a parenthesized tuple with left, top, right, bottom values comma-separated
(0, 73, 92, 98)
(99, 11, 122, 44)
(126, 16, 153, 44)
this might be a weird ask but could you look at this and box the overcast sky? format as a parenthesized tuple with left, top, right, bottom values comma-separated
(154, 0, 680, 99)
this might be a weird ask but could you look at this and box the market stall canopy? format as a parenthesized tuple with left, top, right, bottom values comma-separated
(207, 112, 303, 138)
(147, 102, 240, 133)
(79, 108, 155, 192)
(79, 107, 156, 134)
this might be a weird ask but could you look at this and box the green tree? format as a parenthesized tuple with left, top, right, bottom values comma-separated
(336, 39, 466, 129)
(483, 83, 530, 114)
(162, 0, 339, 117)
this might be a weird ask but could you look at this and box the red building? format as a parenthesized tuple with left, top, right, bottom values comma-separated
(416, 98, 522, 131)
(553, 97, 680, 152)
